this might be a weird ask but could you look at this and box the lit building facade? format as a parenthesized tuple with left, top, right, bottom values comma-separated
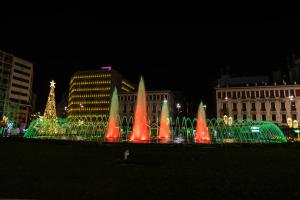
(0, 50, 33, 126)
(67, 67, 135, 118)
(118, 90, 176, 126)
(215, 84, 300, 126)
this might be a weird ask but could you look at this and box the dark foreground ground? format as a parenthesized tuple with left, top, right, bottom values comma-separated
(0, 139, 300, 200)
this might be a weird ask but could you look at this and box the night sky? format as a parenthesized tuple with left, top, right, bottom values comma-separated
(1, 11, 300, 117)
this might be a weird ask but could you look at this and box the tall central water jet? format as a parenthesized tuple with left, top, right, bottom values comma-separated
(158, 99, 171, 143)
(194, 102, 210, 144)
(105, 87, 120, 142)
(130, 77, 149, 142)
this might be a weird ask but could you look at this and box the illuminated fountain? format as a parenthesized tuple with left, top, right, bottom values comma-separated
(194, 102, 210, 144)
(105, 88, 120, 142)
(158, 99, 171, 143)
(130, 77, 149, 143)
(24, 76, 288, 144)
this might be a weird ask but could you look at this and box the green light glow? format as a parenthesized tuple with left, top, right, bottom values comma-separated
(24, 116, 287, 144)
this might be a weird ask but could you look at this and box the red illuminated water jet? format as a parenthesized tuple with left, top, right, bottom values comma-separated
(158, 99, 171, 143)
(130, 77, 149, 143)
(105, 88, 120, 142)
(194, 102, 210, 144)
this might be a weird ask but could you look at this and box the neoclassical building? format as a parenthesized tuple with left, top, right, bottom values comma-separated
(216, 83, 300, 126)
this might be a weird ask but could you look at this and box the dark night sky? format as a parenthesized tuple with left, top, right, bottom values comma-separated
(1, 10, 300, 117)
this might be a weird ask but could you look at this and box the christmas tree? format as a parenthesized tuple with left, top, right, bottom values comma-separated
(42, 80, 58, 134)
(44, 80, 57, 119)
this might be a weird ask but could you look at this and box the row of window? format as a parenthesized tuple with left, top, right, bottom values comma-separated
(13, 68, 30, 77)
(230, 114, 297, 123)
(14, 62, 31, 70)
(10, 90, 28, 97)
(12, 76, 30, 83)
(119, 94, 168, 101)
(218, 89, 300, 99)
(12, 83, 29, 90)
(223, 102, 297, 111)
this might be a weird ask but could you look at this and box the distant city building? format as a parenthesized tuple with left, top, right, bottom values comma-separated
(118, 90, 176, 127)
(215, 82, 300, 127)
(67, 67, 135, 118)
(0, 50, 33, 127)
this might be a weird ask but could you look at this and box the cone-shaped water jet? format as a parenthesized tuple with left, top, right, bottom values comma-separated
(158, 99, 171, 143)
(194, 102, 210, 144)
(130, 77, 149, 143)
(105, 87, 120, 142)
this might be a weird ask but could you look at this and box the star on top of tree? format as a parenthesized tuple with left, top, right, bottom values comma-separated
(50, 80, 56, 88)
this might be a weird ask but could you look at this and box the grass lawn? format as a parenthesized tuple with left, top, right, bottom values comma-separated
(0, 138, 299, 199)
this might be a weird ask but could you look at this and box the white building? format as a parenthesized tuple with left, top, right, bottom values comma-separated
(215, 83, 300, 126)
(0, 50, 33, 127)
(119, 90, 176, 126)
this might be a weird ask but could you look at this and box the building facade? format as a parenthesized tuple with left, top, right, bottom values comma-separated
(0, 50, 33, 127)
(118, 90, 176, 126)
(216, 83, 300, 126)
(67, 67, 135, 118)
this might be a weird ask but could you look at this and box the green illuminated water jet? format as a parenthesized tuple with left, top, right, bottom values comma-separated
(158, 99, 171, 143)
(105, 87, 120, 142)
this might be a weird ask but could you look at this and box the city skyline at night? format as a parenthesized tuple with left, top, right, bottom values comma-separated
(2, 15, 300, 117)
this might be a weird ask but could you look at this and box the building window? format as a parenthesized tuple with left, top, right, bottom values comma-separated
(265, 90, 269, 97)
(123, 105, 126, 113)
(292, 114, 297, 120)
(280, 90, 285, 98)
(153, 95, 156, 101)
(285, 90, 289, 97)
(234, 114, 237, 120)
(290, 89, 295, 96)
(232, 92, 236, 99)
(261, 102, 266, 111)
(296, 89, 300, 97)
(152, 104, 156, 113)
(251, 103, 256, 111)
(252, 115, 256, 120)
(150, 95, 152, 101)
(237, 92, 241, 98)
(270, 90, 275, 98)
(260, 91, 265, 98)
(246, 91, 250, 98)
(241, 91, 245, 99)
(271, 102, 276, 111)
(262, 114, 266, 120)
(281, 102, 286, 111)
(256, 91, 259, 98)
(232, 103, 237, 111)
(243, 114, 247, 120)
(291, 101, 296, 111)
(242, 103, 246, 111)
(282, 114, 287, 123)
(223, 103, 227, 111)
(130, 104, 134, 113)
(153, 115, 156, 122)
(227, 92, 231, 98)
(222, 92, 226, 98)
(164, 95, 168, 100)
(251, 91, 255, 98)
(272, 114, 276, 121)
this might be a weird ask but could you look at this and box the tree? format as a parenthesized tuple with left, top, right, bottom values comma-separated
(44, 80, 57, 119)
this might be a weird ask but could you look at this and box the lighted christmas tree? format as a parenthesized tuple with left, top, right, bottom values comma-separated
(44, 80, 57, 119)
(42, 80, 58, 135)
